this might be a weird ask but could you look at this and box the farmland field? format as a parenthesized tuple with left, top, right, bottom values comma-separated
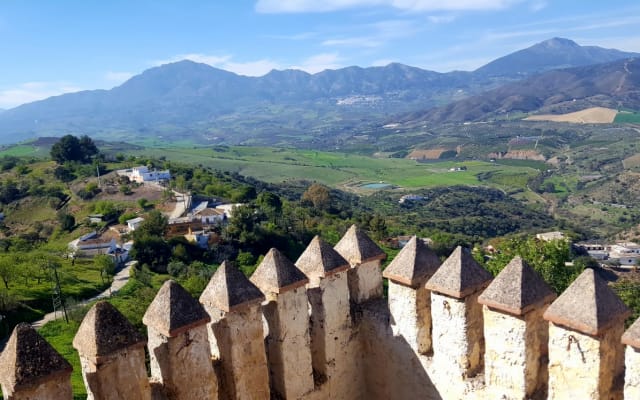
(132, 146, 542, 191)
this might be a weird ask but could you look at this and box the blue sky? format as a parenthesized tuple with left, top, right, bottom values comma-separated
(1, 0, 639, 108)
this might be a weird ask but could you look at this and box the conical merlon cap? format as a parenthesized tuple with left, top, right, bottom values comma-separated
(296, 236, 349, 279)
(0, 323, 72, 390)
(143, 280, 210, 337)
(334, 225, 386, 265)
(543, 268, 631, 336)
(425, 246, 492, 298)
(383, 236, 440, 288)
(622, 317, 640, 348)
(478, 256, 556, 316)
(73, 301, 145, 359)
(200, 261, 265, 312)
(250, 248, 309, 294)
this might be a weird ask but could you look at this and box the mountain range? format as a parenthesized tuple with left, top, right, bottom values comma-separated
(0, 38, 638, 146)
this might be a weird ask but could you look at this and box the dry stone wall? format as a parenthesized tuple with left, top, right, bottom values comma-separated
(4, 229, 640, 400)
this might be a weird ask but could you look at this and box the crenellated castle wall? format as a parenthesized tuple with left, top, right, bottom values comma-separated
(2, 227, 640, 400)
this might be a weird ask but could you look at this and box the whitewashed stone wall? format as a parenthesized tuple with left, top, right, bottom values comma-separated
(79, 347, 150, 400)
(625, 346, 640, 399)
(548, 323, 624, 400)
(347, 260, 382, 303)
(1, 378, 73, 400)
(388, 281, 431, 354)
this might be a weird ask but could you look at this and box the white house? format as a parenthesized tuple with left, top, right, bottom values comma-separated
(215, 203, 244, 219)
(117, 166, 171, 183)
(195, 207, 226, 224)
(69, 233, 118, 258)
(126, 217, 145, 232)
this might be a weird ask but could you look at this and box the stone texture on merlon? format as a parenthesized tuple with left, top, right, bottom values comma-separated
(543, 268, 631, 336)
(199, 260, 265, 312)
(73, 301, 146, 362)
(250, 248, 309, 294)
(623, 317, 640, 348)
(295, 235, 350, 280)
(425, 246, 492, 298)
(334, 224, 386, 265)
(383, 235, 440, 288)
(478, 256, 556, 316)
(143, 279, 211, 337)
(0, 323, 72, 390)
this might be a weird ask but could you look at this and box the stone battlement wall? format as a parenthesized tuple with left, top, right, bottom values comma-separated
(2, 225, 640, 400)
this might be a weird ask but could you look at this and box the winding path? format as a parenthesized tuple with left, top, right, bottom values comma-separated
(30, 263, 133, 329)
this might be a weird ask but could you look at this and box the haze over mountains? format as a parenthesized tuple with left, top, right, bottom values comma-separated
(0, 38, 638, 145)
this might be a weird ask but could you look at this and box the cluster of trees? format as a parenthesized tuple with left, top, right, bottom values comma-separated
(50, 135, 99, 164)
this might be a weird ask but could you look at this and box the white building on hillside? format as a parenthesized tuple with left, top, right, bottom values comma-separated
(117, 166, 171, 183)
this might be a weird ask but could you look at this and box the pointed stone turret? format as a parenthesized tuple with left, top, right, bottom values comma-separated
(623, 317, 640, 398)
(478, 257, 556, 399)
(384, 236, 440, 354)
(297, 237, 352, 391)
(199, 262, 270, 400)
(251, 248, 314, 399)
(0, 323, 72, 399)
(425, 246, 492, 384)
(143, 280, 218, 399)
(73, 301, 150, 400)
(425, 246, 492, 298)
(296, 235, 349, 286)
(250, 247, 309, 294)
(544, 268, 630, 400)
(200, 260, 265, 312)
(334, 225, 386, 303)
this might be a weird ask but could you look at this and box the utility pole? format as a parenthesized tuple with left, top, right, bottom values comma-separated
(50, 263, 69, 323)
(96, 165, 101, 188)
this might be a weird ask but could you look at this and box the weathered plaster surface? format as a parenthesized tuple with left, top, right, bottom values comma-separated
(483, 306, 548, 400)
(431, 291, 484, 380)
(548, 322, 624, 400)
(263, 287, 314, 399)
(204, 303, 270, 400)
(1, 377, 72, 400)
(147, 324, 218, 399)
(625, 346, 640, 399)
(347, 260, 382, 303)
(388, 281, 431, 354)
(79, 347, 150, 400)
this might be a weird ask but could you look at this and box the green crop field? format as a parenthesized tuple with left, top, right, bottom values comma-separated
(615, 111, 640, 123)
(131, 146, 541, 191)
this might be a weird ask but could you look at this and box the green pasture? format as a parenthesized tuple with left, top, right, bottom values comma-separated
(132, 146, 541, 190)
(615, 111, 640, 124)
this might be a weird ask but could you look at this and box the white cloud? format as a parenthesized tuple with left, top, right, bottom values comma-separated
(0, 81, 83, 109)
(322, 37, 382, 48)
(290, 53, 344, 73)
(105, 71, 134, 84)
(529, 0, 547, 12)
(256, 0, 518, 13)
(427, 14, 456, 24)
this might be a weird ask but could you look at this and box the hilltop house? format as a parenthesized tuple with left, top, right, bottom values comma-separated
(117, 166, 171, 183)
(126, 217, 145, 232)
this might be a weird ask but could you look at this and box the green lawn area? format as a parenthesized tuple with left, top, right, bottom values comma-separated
(614, 111, 640, 123)
(130, 146, 540, 191)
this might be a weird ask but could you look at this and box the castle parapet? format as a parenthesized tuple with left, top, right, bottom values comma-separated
(73, 301, 150, 400)
(425, 246, 492, 385)
(143, 280, 219, 399)
(296, 236, 351, 389)
(250, 248, 314, 399)
(383, 235, 440, 354)
(199, 261, 270, 400)
(0, 323, 73, 400)
(478, 256, 556, 399)
(334, 225, 386, 303)
(622, 317, 640, 399)
(544, 268, 630, 400)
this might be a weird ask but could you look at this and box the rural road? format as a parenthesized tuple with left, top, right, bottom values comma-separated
(169, 190, 192, 219)
(31, 262, 134, 329)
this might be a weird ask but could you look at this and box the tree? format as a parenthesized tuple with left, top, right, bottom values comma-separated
(132, 210, 168, 239)
(130, 235, 171, 272)
(0, 254, 17, 289)
(50, 135, 98, 164)
(95, 255, 116, 290)
(58, 213, 75, 232)
(256, 192, 282, 221)
(301, 183, 331, 210)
